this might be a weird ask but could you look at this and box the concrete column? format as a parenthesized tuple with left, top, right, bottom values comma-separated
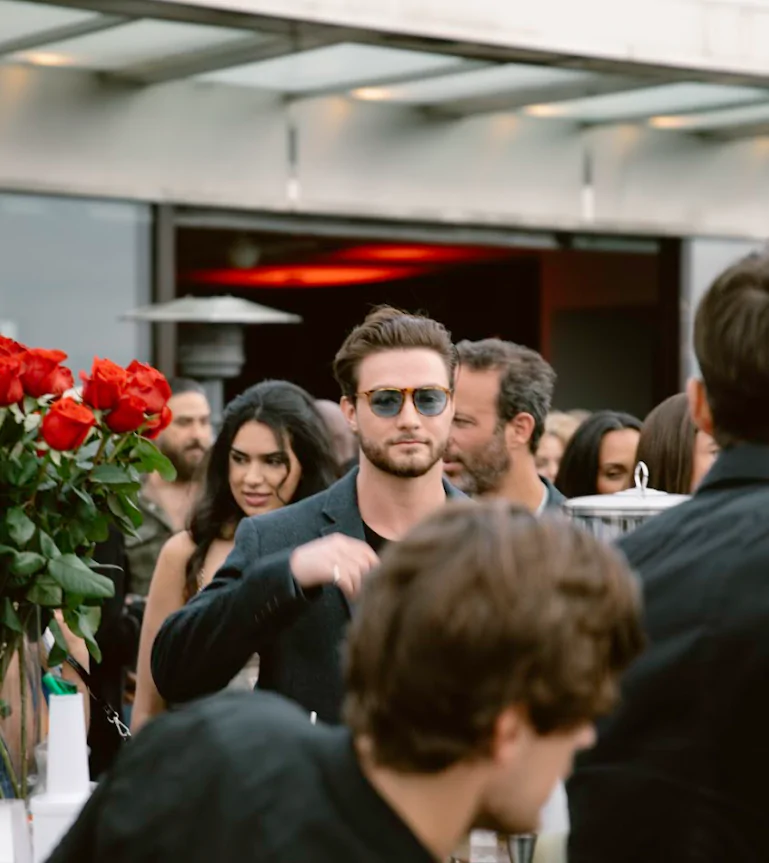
(680, 237, 766, 382)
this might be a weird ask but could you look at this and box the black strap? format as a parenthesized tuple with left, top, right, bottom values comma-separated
(64, 654, 131, 742)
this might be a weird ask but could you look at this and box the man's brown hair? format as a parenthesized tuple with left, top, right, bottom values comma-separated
(456, 339, 556, 452)
(333, 306, 456, 399)
(694, 251, 769, 446)
(343, 501, 644, 772)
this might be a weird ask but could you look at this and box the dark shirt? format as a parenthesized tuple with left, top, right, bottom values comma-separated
(363, 522, 389, 554)
(568, 444, 769, 863)
(151, 471, 465, 723)
(48, 692, 434, 863)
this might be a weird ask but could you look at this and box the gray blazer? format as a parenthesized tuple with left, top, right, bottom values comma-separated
(152, 468, 465, 722)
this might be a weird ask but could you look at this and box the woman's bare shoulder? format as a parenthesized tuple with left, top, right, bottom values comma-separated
(157, 531, 196, 568)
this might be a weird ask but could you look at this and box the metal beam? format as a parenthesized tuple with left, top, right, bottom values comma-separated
(0, 13, 128, 57)
(701, 120, 769, 141)
(287, 58, 492, 102)
(152, 204, 177, 379)
(110, 28, 351, 85)
(424, 74, 662, 117)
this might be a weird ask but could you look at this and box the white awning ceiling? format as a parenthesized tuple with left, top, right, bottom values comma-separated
(3, 0, 769, 139)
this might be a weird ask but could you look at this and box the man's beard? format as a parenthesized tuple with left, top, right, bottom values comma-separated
(446, 430, 509, 496)
(359, 433, 447, 479)
(159, 440, 207, 483)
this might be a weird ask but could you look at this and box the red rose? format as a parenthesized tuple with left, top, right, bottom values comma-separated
(143, 405, 172, 440)
(125, 361, 171, 415)
(41, 397, 96, 451)
(21, 348, 74, 398)
(0, 356, 24, 406)
(0, 336, 27, 357)
(105, 394, 146, 434)
(80, 357, 128, 411)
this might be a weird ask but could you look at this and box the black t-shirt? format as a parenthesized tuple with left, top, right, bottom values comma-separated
(48, 692, 434, 863)
(363, 522, 390, 554)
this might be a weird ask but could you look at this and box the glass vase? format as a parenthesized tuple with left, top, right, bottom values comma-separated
(0, 610, 44, 800)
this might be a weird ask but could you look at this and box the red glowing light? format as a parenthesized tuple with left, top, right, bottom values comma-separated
(326, 244, 510, 265)
(186, 265, 422, 288)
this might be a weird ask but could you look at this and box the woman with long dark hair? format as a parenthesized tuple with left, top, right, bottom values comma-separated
(636, 393, 718, 495)
(555, 410, 642, 499)
(132, 380, 338, 731)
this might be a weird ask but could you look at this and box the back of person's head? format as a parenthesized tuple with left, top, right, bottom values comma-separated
(186, 380, 337, 597)
(693, 252, 769, 446)
(545, 411, 583, 447)
(555, 410, 642, 498)
(343, 501, 643, 773)
(168, 377, 207, 398)
(333, 306, 456, 400)
(636, 394, 696, 495)
(456, 339, 556, 452)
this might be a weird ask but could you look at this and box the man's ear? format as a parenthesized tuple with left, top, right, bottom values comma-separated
(341, 396, 358, 434)
(686, 378, 714, 436)
(504, 413, 535, 451)
(490, 705, 527, 767)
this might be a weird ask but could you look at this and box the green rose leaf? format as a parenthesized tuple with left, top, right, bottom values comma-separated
(47, 643, 68, 668)
(48, 555, 115, 600)
(90, 465, 133, 485)
(26, 577, 63, 607)
(132, 437, 177, 482)
(6, 507, 36, 547)
(10, 551, 46, 577)
(16, 459, 39, 487)
(71, 486, 97, 518)
(39, 531, 61, 560)
(63, 606, 103, 664)
(86, 513, 111, 544)
(1, 598, 23, 634)
(47, 616, 70, 659)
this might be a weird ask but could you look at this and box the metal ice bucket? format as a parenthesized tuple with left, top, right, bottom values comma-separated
(561, 462, 689, 540)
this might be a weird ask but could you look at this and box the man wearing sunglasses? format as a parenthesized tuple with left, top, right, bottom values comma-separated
(152, 306, 464, 723)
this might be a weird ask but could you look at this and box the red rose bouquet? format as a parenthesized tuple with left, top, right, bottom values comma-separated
(0, 340, 175, 797)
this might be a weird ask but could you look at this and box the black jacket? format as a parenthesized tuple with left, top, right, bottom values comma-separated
(568, 444, 769, 863)
(152, 469, 464, 723)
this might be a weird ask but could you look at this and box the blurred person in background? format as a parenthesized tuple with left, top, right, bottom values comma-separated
(49, 502, 643, 863)
(131, 380, 338, 732)
(315, 398, 358, 471)
(635, 393, 719, 494)
(555, 411, 641, 499)
(569, 252, 769, 862)
(151, 307, 464, 724)
(444, 339, 564, 513)
(125, 378, 213, 598)
(535, 411, 584, 484)
(568, 409, 592, 424)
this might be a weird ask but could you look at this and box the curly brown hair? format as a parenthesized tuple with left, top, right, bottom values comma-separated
(343, 501, 644, 772)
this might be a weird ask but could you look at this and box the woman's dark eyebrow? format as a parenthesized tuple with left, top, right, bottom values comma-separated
(230, 447, 283, 459)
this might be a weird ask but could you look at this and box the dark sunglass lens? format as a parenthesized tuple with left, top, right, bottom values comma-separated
(414, 388, 448, 416)
(370, 389, 404, 417)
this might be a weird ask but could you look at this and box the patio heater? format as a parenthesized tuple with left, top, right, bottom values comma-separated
(122, 295, 302, 421)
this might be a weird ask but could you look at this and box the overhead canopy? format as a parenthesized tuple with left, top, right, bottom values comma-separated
(4, 0, 769, 139)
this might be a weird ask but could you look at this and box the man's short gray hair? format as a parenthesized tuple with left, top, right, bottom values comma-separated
(456, 339, 556, 452)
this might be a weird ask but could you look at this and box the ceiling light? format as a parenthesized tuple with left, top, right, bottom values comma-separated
(523, 103, 568, 118)
(648, 115, 693, 130)
(15, 52, 72, 67)
(351, 87, 392, 101)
